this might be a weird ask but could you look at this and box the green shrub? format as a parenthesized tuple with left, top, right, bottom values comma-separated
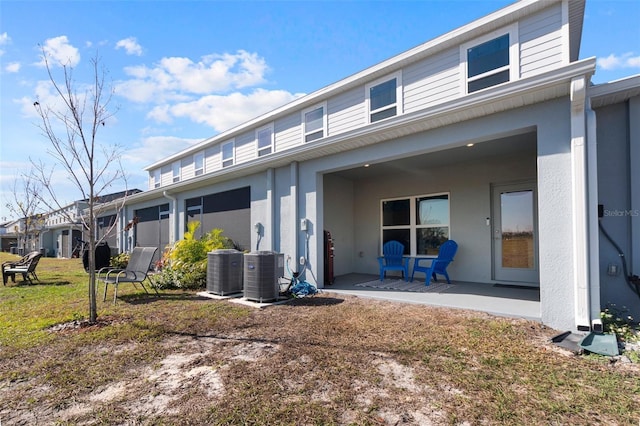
(601, 304, 638, 342)
(155, 221, 234, 289)
(110, 252, 130, 269)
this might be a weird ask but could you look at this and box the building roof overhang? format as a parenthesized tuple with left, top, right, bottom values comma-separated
(123, 58, 595, 206)
(145, 0, 585, 171)
(589, 75, 640, 108)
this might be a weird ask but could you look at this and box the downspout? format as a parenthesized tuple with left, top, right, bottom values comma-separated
(163, 190, 178, 245)
(291, 162, 299, 268)
(570, 76, 591, 332)
(586, 97, 602, 332)
(267, 168, 275, 251)
(120, 204, 127, 252)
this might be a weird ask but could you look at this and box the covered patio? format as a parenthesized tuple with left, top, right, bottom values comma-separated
(322, 273, 541, 322)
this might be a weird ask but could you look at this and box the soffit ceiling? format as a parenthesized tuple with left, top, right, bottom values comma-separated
(330, 131, 537, 181)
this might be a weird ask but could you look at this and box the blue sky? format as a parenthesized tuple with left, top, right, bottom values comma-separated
(1, 0, 639, 219)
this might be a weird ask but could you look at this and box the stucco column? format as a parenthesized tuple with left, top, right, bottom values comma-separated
(265, 168, 275, 251)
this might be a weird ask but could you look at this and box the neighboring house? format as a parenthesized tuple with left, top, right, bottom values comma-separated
(0, 217, 45, 254)
(43, 201, 89, 258)
(41, 189, 142, 258)
(110, 0, 637, 332)
(0, 219, 20, 253)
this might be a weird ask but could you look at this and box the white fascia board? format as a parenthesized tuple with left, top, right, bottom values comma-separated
(589, 74, 640, 108)
(144, 0, 555, 172)
(129, 58, 596, 207)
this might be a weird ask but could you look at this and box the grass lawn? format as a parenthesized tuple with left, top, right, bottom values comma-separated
(1, 253, 639, 425)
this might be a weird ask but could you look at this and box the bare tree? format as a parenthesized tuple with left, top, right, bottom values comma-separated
(32, 49, 126, 323)
(5, 170, 46, 253)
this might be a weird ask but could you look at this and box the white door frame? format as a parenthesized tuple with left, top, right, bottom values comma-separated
(491, 181, 539, 285)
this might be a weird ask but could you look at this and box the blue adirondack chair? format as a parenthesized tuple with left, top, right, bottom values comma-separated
(377, 240, 410, 281)
(411, 240, 458, 285)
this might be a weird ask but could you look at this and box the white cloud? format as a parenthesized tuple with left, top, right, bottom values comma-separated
(167, 88, 305, 132)
(37, 36, 80, 67)
(597, 52, 640, 70)
(115, 37, 143, 56)
(17, 80, 69, 119)
(117, 50, 269, 102)
(122, 135, 202, 166)
(0, 32, 10, 56)
(146, 104, 172, 124)
(5, 62, 20, 73)
(116, 49, 303, 132)
(115, 78, 165, 103)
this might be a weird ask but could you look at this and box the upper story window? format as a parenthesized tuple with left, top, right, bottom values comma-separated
(302, 103, 326, 142)
(461, 25, 518, 94)
(152, 169, 160, 189)
(194, 152, 204, 176)
(257, 124, 273, 157)
(172, 161, 180, 183)
(222, 140, 234, 168)
(366, 72, 402, 123)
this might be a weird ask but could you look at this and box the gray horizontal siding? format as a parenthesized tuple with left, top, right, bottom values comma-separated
(181, 156, 194, 181)
(235, 130, 255, 165)
(404, 48, 460, 112)
(156, 2, 568, 187)
(160, 165, 171, 187)
(275, 112, 302, 151)
(519, 3, 564, 78)
(205, 145, 219, 172)
(327, 87, 366, 136)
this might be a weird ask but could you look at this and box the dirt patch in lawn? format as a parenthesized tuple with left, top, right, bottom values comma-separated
(1, 293, 638, 425)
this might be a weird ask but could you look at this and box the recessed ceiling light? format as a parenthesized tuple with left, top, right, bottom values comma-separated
(364, 164, 370, 168)
(466, 143, 474, 147)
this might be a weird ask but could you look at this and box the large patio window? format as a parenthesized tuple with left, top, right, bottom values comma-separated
(381, 193, 450, 256)
(416, 194, 450, 255)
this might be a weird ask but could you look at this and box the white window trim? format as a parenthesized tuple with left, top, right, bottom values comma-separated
(459, 23, 519, 95)
(380, 192, 450, 257)
(152, 169, 161, 189)
(194, 152, 205, 176)
(221, 140, 235, 168)
(365, 71, 403, 124)
(172, 161, 181, 183)
(256, 123, 274, 157)
(301, 102, 327, 143)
